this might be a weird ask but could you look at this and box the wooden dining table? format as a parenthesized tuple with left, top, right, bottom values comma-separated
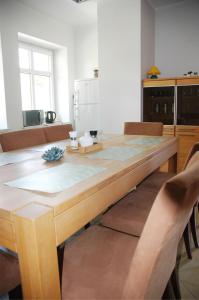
(0, 134, 177, 299)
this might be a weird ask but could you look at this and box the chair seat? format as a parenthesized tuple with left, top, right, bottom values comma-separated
(101, 171, 174, 236)
(0, 251, 20, 296)
(62, 226, 138, 300)
(138, 171, 174, 191)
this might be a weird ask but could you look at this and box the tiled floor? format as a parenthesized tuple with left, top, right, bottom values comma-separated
(180, 248, 199, 299)
(179, 224, 199, 300)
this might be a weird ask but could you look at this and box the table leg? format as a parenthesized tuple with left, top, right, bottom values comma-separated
(168, 153, 177, 173)
(13, 203, 61, 300)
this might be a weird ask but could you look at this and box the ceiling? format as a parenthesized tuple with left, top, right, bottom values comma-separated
(148, 0, 185, 9)
(17, 0, 186, 27)
(18, 0, 97, 27)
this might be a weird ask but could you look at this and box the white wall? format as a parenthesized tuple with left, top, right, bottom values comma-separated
(98, 0, 142, 134)
(155, 0, 199, 77)
(0, 0, 75, 130)
(141, 0, 155, 79)
(0, 34, 7, 129)
(75, 24, 98, 79)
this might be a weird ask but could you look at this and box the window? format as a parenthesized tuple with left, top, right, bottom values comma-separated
(18, 43, 54, 112)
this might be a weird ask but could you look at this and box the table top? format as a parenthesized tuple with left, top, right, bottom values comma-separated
(0, 134, 177, 222)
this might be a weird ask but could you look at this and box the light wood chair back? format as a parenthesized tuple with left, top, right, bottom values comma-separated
(124, 121, 163, 136)
(0, 250, 21, 296)
(0, 128, 46, 152)
(43, 124, 73, 142)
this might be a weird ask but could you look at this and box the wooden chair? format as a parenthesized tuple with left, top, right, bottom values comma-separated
(61, 154, 199, 299)
(0, 128, 46, 152)
(43, 124, 73, 142)
(124, 121, 163, 136)
(0, 250, 22, 299)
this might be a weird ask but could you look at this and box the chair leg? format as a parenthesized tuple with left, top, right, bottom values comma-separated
(162, 278, 176, 300)
(171, 267, 181, 300)
(84, 222, 91, 229)
(190, 208, 199, 248)
(57, 243, 65, 286)
(183, 224, 192, 259)
(8, 285, 23, 300)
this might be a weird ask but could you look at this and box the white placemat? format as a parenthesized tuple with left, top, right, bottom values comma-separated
(0, 152, 35, 167)
(5, 163, 106, 193)
(126, 136, 167, 146)
(88, 146, 143, 161)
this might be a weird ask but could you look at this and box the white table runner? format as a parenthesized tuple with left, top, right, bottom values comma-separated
(5, 163, 106, 193)
(126, 136, 168, 146)
(88, 146, 143, 161)
(0, 152, 35, 167)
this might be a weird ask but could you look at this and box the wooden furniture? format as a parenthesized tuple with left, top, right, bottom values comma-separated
(61, 152, 199, 299)
(0, 135, 177, 299)
(124, 122, 163, 136)
(101, 171, 173, 236)
(143, 77, 199, 172)
(0, 128, 46, 152)
(0, 124, 73, 152)
(101, 141, 199, 259)
(0, 250, 21, 297)
(43, 124, 73, 142)
(175, 125, 199, 172)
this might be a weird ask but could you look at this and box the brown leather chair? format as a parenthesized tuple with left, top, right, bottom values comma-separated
(61, 154, 199, 299)
(101, 143, 199, 258)
(43, 124, 73, 142)
(0, 250, 21, 297)
(124, 121, 163, 136)
(0, 128, 46, 152)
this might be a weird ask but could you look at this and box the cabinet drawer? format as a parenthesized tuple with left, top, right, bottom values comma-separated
(163, 125, 175, 136)
(143, 79, 176, 88)
(177, 78, 199, 86)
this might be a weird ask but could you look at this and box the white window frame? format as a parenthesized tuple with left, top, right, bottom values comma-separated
(19, 42, 55, 110)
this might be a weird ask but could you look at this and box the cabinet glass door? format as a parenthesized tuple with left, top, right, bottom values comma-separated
(177, 85, 199, 125)
(143, 86, 175, 125)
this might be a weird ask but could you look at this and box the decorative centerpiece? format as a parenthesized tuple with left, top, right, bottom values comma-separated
(42, 147, 64, 162)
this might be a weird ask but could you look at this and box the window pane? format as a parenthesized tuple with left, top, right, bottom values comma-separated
(33, 52, 51, 72)
(20, 73, 32, 110)
(34, 75, 52, 111)
(19, 48, 30, 69)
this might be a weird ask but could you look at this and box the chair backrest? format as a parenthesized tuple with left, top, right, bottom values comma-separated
(0, 128, 46, 152)
(0, 250, 20, 295)
(43, 124, 73, 142)
(124, 122, 163, 136)
(122, 152, 199, 299)
(183, 141, 199, 169)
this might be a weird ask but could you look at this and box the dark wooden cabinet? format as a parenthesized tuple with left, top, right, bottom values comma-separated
(177, 85, 199, 125)
(143, 77, 199, 172)
(143, 86, 175, 125)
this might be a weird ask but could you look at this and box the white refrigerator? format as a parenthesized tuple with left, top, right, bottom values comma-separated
(73, 79, 100, 132)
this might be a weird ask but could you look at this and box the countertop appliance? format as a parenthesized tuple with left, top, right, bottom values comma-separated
(73, 79, 100, 132)
(23, 110, 44, 127)
(45, 111, 56, 123)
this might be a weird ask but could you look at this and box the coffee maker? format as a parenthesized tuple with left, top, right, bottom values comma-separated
(45, 111, 56, 123)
